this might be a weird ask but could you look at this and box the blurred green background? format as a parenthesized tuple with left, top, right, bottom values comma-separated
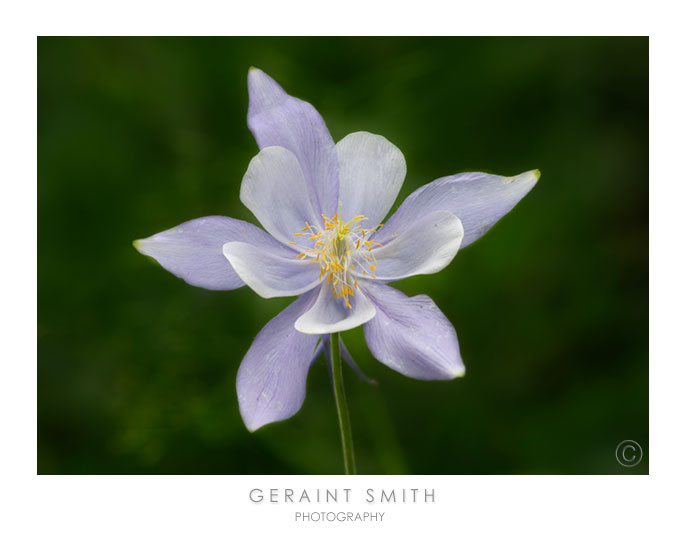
(38, 37, 648, 474)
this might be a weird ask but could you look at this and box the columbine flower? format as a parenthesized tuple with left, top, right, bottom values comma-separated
(134, 68, 538, 432)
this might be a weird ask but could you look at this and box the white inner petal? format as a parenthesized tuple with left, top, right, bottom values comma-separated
(294, 283, 376, 334)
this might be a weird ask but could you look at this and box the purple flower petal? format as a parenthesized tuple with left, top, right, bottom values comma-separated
(362, 282, 465, 380)
(375, 170, 540, 249)
(337, 132, 406, 228)
(240, 146, 318, 248)
(237, 290, 320, 431)
(294, 283, 376, 335)
(321, 335, 377, 385)
(247, 68, 339, 217)
(223, 241, 321, 298)
(339, 337, 377, 385)
(361, 210, 464, 281)
(134, 216, 291, 290)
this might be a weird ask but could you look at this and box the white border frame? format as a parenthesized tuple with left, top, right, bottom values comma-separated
(2, 1, 681, 533)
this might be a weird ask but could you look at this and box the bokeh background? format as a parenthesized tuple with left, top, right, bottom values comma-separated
(38, 37, 648, 474)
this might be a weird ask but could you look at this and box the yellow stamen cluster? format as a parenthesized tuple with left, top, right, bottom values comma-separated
(290, 213, 382, 309)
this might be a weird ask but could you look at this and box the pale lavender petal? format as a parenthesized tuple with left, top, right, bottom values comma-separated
(240, 146, 318, 248)
(237, 290, 320, 431)
(247, 67, 339, 217)
(133, 216, 291, 290)
(340, 337, 377, 385)
(322, 336, 333, 381)
(375, 170, 540, 249)
(320, 335, 331, 356)
(362, 210, 464, 281)
(223, 241, 321, 298)
(294, 283, 376, 335)
(321, 335, 377, 385)
(362, 282, 464, 380)
(337, 132, 406, 228)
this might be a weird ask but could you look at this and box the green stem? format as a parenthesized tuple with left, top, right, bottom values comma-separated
(330, 332, 356, 474)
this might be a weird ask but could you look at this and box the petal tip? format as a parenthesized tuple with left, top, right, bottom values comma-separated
(242, 413, 264, 432)
(532, 169, 541, 180)
(132, 239, 141, 250)
(440, 364, 465, 380)
(239, 397, 268, 433)
(452, 367, 466, 379)
(244, 421, 261, 433)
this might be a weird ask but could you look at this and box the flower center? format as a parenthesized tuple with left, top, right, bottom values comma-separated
(291, 213, 382, 309)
